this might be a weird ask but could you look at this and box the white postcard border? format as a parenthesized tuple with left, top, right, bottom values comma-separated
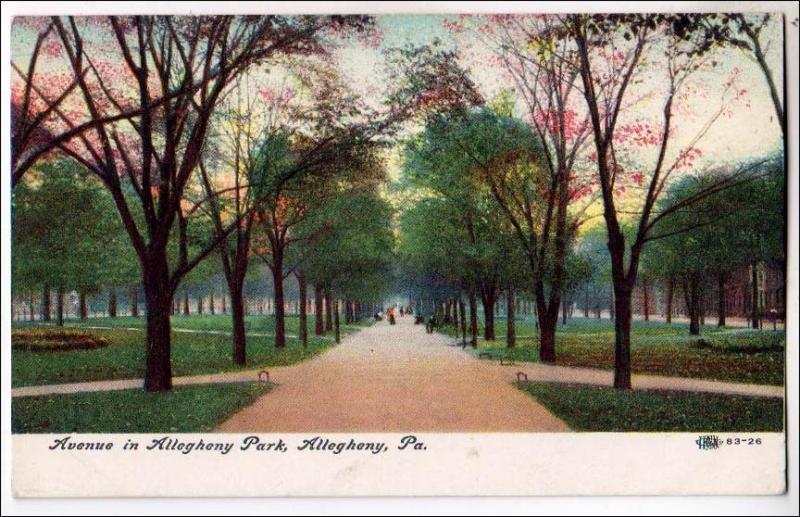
(2, 0, 797, 513)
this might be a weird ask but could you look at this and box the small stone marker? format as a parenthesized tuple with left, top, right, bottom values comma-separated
(258, 370, 270, 383)
(516, 371, 528, 382)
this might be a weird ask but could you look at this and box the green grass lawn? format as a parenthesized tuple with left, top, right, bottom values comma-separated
(445, 317, 784, 385)
(517, 382, 784, 432)
(12, 383, 271, 433)
(12, 315, 368, 387)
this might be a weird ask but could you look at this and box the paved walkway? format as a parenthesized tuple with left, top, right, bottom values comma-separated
(217, 316, 570, 432)
(11, 369, 269, 398)
(503, 361, 784, 398)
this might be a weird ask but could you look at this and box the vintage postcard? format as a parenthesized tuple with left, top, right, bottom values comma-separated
(3, 0, 797, 503)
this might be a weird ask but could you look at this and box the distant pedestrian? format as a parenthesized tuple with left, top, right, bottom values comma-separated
(426, 314, 438, 334)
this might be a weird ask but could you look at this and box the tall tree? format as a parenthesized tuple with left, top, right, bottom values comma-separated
(450, 16, 599, 358)
(567, 13, 760, 388)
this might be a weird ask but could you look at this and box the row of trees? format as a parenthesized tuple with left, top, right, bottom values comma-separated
(398, 13, 785, 389)
(11, 14, 483, 390)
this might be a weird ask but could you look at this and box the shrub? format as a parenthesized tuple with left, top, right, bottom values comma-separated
(690, 331, 785, 354)
(12, 328, 109, 352)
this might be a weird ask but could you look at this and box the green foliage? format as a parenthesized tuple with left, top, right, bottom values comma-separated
(12, 383, 272, 433)
(12, 160, 137, 294)
(569, 224, 613, 313)
(397, 197, 471, 300)
(644, 155, 785, 281)
(300, 191, 395, 302)
(518, 382, 783, 432)
(398, 107, 542, 301)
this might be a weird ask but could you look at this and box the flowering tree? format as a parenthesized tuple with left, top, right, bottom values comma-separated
(11, 15, 374, 391)
(445, 15, 601, 361)
(568, 13, 762, 388)
(11, 18, 143, 187)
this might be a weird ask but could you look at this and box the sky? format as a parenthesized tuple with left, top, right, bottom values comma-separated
(11, 13, 786, 203)
(335, 13, 785, 168)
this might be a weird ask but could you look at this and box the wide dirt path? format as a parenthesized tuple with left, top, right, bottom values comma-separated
(217, 315, 570, 432)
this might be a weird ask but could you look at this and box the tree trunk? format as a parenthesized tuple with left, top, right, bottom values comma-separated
(459, 298, 466, 346)
(108, 289, 117, 318)
(29, 293, 36, 321)
(506, 289, 516, 348)
(751, 263, 760, 329)
(613, 286, 633, 389)
(221, 294, 226, 314)
(209, 292, 215, 315)
(297, 271, 308, 348)
(271, 252, 286, 348)
(665, 278, 674, 324)
(468, 289, 478, 348)
(79, 290, 88, 320)
(42, 285, 51, 322)
(230, 279, 247, 365)
(325, 289, 333, 332)
(183, 291, 189, 315)
(142, 253, 173, 391)
(129, 286, 139, 317)
(56, 285, 65, 326)
(717, 273, 727, 327)
(642, 279, 650, 322)
(537, 304, 558, 363)
(197, 296, 203, 315)
(333, 298, 341, 344)
(738, 15, 786, 137)
(481, 287, 496, 341)
(584, 289, 590, 318)
(683, 275, 702, 336)
(561, 297, 569, 325)
(314, 284, 324, 335)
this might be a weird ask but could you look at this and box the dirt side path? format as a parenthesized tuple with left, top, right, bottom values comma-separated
(217, 316, 570, 432)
